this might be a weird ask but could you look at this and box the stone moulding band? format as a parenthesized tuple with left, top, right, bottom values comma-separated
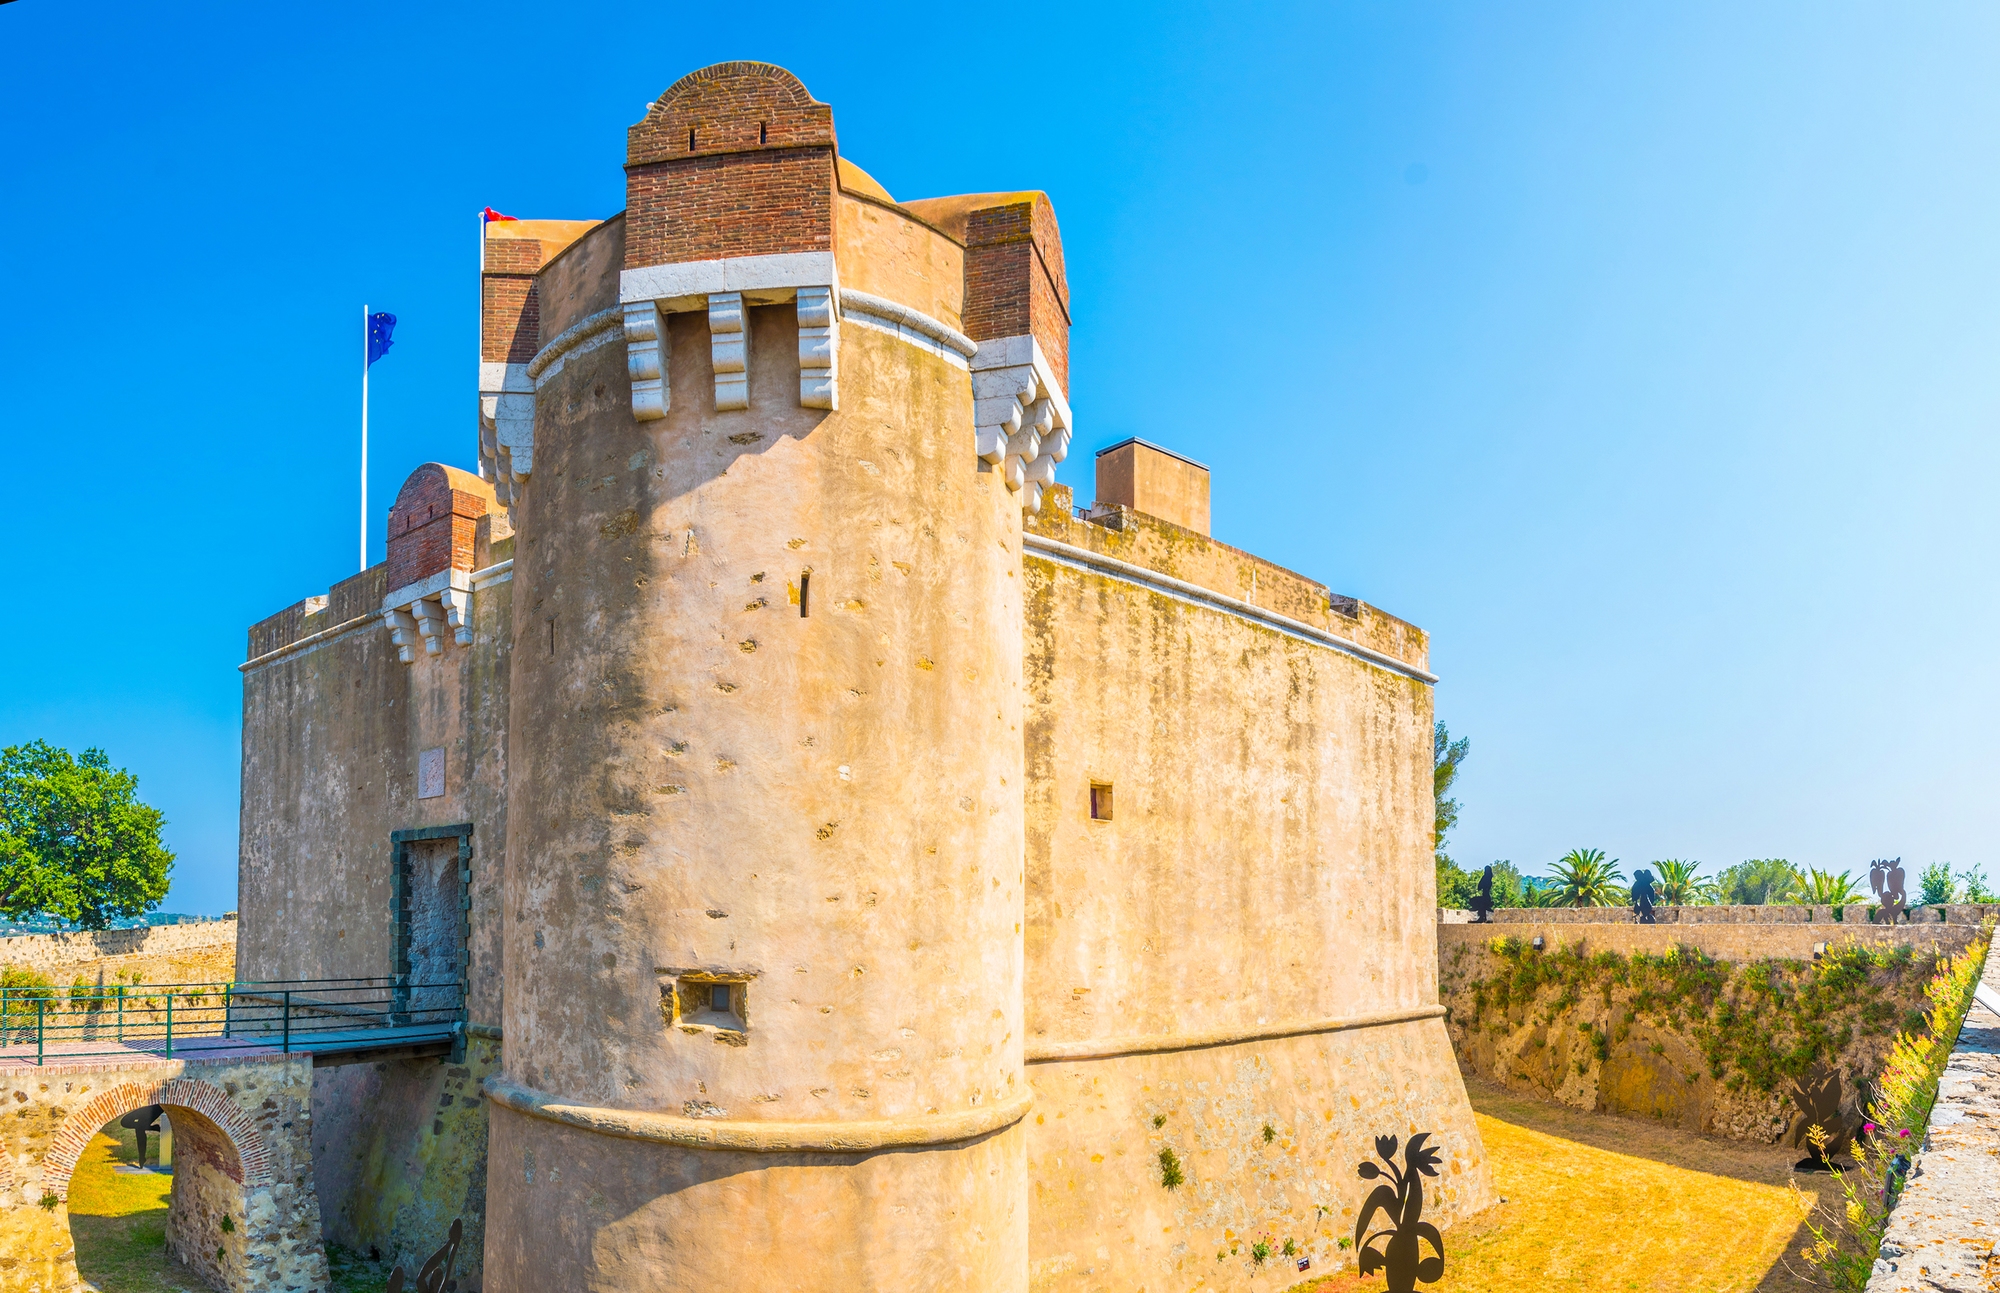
(1023, 533, 1440, 686)
(1024, 1004, 1447, 1064)
(483, 1078, 1033, 1153)
(838, 288, 978, 359)
(239, 612, 381, 673)
(526, 307, 624, 382)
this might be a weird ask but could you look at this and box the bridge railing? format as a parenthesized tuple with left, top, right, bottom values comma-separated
(0, 977, 465, 1065)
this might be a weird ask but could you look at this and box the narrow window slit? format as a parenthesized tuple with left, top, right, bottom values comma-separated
(760, 121, 768, 145)
(688, 127, 696, 152)
(799, 570, 811, 618)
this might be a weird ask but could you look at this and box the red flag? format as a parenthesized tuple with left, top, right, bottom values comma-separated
(483, 207, 518, 222)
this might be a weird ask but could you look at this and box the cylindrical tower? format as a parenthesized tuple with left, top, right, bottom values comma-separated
(484, 63, 1047, 1291)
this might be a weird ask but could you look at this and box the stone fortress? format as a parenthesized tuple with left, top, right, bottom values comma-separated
(235, 62, 1489, 1291)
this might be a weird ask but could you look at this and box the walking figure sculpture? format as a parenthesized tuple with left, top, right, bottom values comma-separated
(1631, 869, 1658, 925)
(1469, 866, 1495, 924)
(119, 1105, 163, 1169)
(1354, 1133, 1446, 1292)
(1871, 858, 1909, 925)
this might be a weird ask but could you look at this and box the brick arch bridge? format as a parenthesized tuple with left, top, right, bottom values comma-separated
(0, 1052, 328, 1293)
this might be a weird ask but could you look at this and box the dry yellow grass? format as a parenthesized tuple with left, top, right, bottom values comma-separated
(1298, 1078, 1822, 1293)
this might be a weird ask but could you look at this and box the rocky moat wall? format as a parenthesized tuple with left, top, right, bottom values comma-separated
(1438, 917, 1986, 1144)
(0, 922, 237, 987)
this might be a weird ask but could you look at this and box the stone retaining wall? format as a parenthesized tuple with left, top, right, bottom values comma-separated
(1440, 919, 1983, 966)
(0, 922, 236, 988)
(1867, 942, 2000, 1290)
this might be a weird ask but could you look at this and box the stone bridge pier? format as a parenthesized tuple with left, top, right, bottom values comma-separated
(0, 1051, 328, 1293)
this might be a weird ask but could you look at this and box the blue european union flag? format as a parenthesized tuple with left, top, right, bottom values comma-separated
(367, 312, 398, 368)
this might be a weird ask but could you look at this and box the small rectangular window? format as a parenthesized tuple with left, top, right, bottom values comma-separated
(709, 982, 731, 1013)
(669, 976, 747, 1035)
(1090, 783, 1114, 821)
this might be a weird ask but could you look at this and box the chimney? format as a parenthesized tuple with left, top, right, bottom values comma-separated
(1093, 438, 1211, 535)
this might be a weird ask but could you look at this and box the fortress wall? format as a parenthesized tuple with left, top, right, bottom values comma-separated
(491, 289, 1026, 1288)
(1019, 500, 1491, 1287)
(0, 921, 235, 985)
(834, 190, 965, 327)
(535, 215, 624, 343)
(1439, 919, 1984, 966)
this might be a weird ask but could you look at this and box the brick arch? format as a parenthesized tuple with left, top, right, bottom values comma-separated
(658, 61, 816, 109)
(40, 1076, 271, 1201)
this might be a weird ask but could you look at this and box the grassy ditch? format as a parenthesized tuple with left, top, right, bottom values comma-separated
(1441, 936, 1961, 1140)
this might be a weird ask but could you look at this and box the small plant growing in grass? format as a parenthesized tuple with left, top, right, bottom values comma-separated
(1157, 1147, 1184, 1189)
(1250, 1238, 1272, 1265)
(1262, 1123, 1276, 1143)
(1151, 1114, 1165, 1128)
(38, 1192, 58, 1211)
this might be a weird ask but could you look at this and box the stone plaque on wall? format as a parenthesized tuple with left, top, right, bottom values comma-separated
(417, 747, 446, 800)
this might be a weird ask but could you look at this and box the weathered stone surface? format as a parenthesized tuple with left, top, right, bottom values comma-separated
(0, 1051, 328, 1293)
(1868, 943, 2000, 1291)
(0, 923, 236, 987)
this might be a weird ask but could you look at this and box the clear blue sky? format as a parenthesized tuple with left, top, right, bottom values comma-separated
(4, 2, 1997, 915)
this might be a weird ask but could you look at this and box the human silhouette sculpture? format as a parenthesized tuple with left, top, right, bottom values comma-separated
(1788, 1069, 1854, 1172)
(1469, 866, 1495, 924)
(1631, 870, 1658, 925)
(1872, 858, 1908, 925)
(119, 1104, 163, 1169)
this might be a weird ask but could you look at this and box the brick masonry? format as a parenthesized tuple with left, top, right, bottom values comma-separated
(385, 466, 490, 592)
(963, 194, 1072, 394)
(482, 236, 543, 365)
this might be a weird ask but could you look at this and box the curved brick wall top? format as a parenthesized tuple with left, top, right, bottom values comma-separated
(624, 63, 837, 270)
(386, 463, 493, 591)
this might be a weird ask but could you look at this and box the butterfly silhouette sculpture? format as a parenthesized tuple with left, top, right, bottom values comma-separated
(1354, 1132, 1446, 1291)
(1787, 1069, 1855, 1172)
(387, 1218, 462, 1293)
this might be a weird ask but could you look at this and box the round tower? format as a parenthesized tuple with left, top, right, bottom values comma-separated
(483, 63, 1064, 1291)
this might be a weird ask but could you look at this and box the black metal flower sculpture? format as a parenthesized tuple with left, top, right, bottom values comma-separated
(1787, 1069, 1854, 1172)
(1354, 1132, 1446, 1292)
(387, 1218, 463, 1293)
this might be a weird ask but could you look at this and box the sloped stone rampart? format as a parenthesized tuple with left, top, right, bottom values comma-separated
(1439, 922, 1981, 1143)
(0, 1051, 327, 1293)
(1443, 903, 2000, 926)
(1867, 943, 2000, 1290)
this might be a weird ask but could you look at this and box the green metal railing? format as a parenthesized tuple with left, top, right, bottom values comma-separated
(0, 976, 463, 1064)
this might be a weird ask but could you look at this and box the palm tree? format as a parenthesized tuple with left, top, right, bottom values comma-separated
(1548, 848, 1627, 907)
(1653, 859, 1717, 906)
(1794, 867, 1861, 905)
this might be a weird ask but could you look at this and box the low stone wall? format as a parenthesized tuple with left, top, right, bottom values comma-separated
(1439, 921, 1983, 1143)
(1440, 919, 1982, 967)
(1443, 903, 2000, 926)
(1867, 943, 2000, 1290)
(0, 922, 236, 988)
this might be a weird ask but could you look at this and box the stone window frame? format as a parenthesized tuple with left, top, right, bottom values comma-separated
(389, 823, 474, 1050)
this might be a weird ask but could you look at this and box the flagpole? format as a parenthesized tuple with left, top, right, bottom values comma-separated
(361, 302, 369, 573)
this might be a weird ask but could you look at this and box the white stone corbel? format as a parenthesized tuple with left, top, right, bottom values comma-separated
(477, 363, 535, 509)
(970, 336, 1073, 514)
(796, 286, 838, 410)
(708, 292, 748, 411)
(624, 300, 669, 422)
(382, 570, 476, 664)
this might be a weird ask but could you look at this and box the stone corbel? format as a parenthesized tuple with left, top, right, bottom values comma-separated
(477, 364, 535, 508)
(382, 570, 476, 664)
(708, 292, 748, 411)
(624, 300, 669, 421)
(971, 336, 1073, 514)
(796, 286, 838, 410)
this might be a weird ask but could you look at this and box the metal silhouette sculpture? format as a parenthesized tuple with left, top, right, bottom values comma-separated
(1354, 1133, 1446, 1291)
(1631, 869, 1658, 924)
(119, 1104, 163, 1167)
(1788, 1069, 1854, 1172)
(1870, 858, 1908, 925)
(387, 1218, 462, 1293)
(1469, 866, 1495, 924)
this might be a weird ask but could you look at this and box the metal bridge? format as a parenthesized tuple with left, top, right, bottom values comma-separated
(0, 977, 466, 1067)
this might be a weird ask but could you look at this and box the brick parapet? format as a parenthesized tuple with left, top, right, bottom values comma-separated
(963, 194, 1070, 394)
(386, 465, 492, 592)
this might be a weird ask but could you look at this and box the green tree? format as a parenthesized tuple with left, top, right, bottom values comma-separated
(1652, 859, 1716, 906)
(1715, 859, 1801, 905)
(1434, 857, 1478, 910)
(1794, 867, 1861, 905)
(1548, 848, 1626, 907)
(0, 741, 174, 930)
(1432, 722, 1469, 865)
(1957, 866, 1997, 903)
(1916, 862, 1957, 906)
